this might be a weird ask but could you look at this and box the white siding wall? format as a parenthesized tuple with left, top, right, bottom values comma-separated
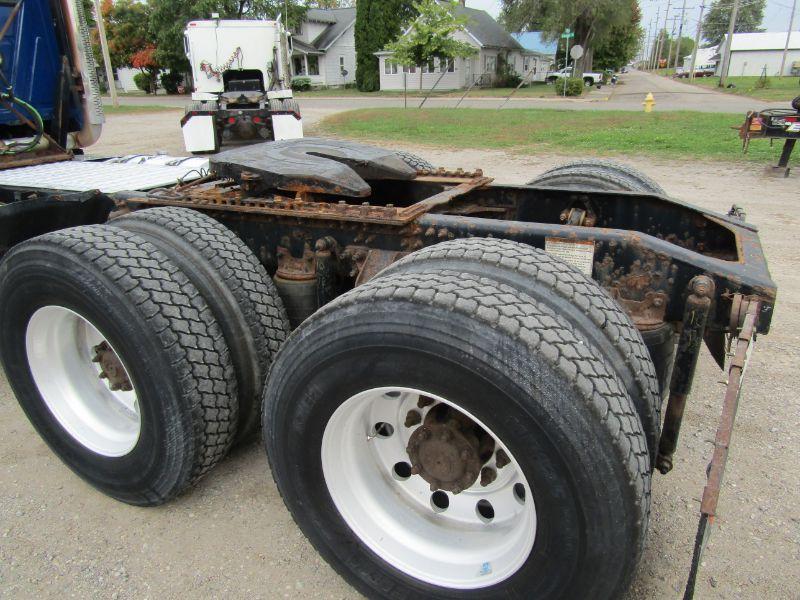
(724, 49, 800, 76)
(323, 23, 356, 85)
(378, 56, 466, 90)
(115, 67, 140, 92)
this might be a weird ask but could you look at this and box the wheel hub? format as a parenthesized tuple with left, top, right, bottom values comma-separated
(92, 341, 133, 392)
(407, 416, 483, 494)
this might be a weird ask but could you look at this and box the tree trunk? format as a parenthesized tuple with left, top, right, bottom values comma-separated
(573, 16, 595, 74)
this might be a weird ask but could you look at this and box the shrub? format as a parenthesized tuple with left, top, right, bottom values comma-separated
(556, 77, 584, 97)
(133, 71, 153, 93)
(755, 76, 771, 89)
(493, 55, 522, 88)
(291, 76, 312, 91)
(160, 72, 183, 94)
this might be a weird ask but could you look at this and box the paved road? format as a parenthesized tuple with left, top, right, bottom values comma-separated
(104, 70, 788, 124)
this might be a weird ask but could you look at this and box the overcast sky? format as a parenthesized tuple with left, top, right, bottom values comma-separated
(465, 0, 798, 40)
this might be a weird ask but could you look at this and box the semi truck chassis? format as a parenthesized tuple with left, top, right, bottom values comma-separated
(0, 139, 777, 599)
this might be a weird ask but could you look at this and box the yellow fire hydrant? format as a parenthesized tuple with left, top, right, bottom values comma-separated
(643, 92, 656, 113)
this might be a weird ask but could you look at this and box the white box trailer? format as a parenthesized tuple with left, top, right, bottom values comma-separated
(181, 19, 303, 153)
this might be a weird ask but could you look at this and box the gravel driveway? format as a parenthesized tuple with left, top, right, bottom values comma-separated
(1, 119, 798, 600)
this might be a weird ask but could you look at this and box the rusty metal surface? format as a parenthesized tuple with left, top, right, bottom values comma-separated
(210, 138, 417, 197)
(354, 248, 405, 286)
(126, 175, 492, 228)
(683, 300, 760, 600)
(701, 300, 760, 517)
(0, 147, 72, 170)
(656, 275, 715, 474)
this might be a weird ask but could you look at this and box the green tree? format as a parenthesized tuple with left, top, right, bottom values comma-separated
(100, 0, 152, 69)
(593, 0, 642, 71)
(703, 0, 766, 46)
(386, 0, 476, 91)
(355, 0, 417, 92)
(500, 0, 634, 72)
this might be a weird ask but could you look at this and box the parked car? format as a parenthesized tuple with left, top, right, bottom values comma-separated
(545, 66, 604, 86)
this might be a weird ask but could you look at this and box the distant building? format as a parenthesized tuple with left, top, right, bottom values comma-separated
(682, 46, 718, 73)
(511, 32, 557, 82)
(377, 3, 528, 91)
(715, 31, 800, 77)
(290, 7, 356, 86)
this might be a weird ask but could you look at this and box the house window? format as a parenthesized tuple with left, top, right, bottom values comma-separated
(439, 58, 455, 73)
(339, 56, 345, 69)
(485, 55, 496, 73)
(308, 55, 319, 76)
(422, 59, 436, 73)
(523, 57, 530, 72)
(384, 61, 398, 75)
(404, 65, 416, 73)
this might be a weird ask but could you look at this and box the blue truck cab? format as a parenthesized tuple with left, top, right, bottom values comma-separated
(0, 0, 102, 152)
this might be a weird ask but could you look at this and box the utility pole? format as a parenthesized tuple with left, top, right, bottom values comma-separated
(92, 0, 118, 107)
(718, 0, 742, 87)
(666, 15, 678, 72)
(689, 3, 707, 80)
(650, 5, 662, 70)
(779, 0, 797, 76)
(657, 0, 672, 70)
(673, 0, 689, 71)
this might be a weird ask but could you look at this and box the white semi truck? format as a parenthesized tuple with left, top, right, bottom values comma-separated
(181, 18, 303, 153)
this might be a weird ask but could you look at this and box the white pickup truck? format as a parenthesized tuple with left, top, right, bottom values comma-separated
(545, 67, 604, 87)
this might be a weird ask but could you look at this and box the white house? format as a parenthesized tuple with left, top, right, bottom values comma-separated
(377, 3, 531, 91)
(716, 31, 800, 77)
(511, 32, 557, 82)
(290, 7, 356, 86)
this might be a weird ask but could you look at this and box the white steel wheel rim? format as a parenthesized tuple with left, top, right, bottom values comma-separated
(321, 387, 536, 589)
(25, 306, 141, 457)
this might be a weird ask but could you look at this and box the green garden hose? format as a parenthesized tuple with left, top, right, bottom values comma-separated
(0, 93, 44, 154)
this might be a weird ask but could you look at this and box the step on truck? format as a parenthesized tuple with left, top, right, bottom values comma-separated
(181, 17, 303, 154)
(0, 1, 779, 599)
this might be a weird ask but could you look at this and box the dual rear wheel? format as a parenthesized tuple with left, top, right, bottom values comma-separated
(264, 239, 654, 598)
(0, 209, 289, 505)
(1, 206, 656, 597)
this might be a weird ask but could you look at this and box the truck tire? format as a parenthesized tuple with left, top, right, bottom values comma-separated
(269, 99, 300, 114)
(395, 150, 434, 172)
(111, 207, 290, 443)
(792, 95, 800, 112)
(185, 100, 219, 114)
(0, 225, 237, 505)
(529, 159, 666, 195)
(379, 238, 662, 462)
(583, 77, 594, 87)
(264, 270, 649, 599)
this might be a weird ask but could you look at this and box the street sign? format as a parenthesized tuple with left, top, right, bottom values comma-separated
(561, 28, 574, 39)
(570, 45, 584, 60)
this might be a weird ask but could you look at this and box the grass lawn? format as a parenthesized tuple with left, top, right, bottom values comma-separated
(689, 76, 800, 102)
(320, 107, 798, 165)
(295, 83, 575, 99)
(651, 70, 800, 102)
(102, 104, 181, 114)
